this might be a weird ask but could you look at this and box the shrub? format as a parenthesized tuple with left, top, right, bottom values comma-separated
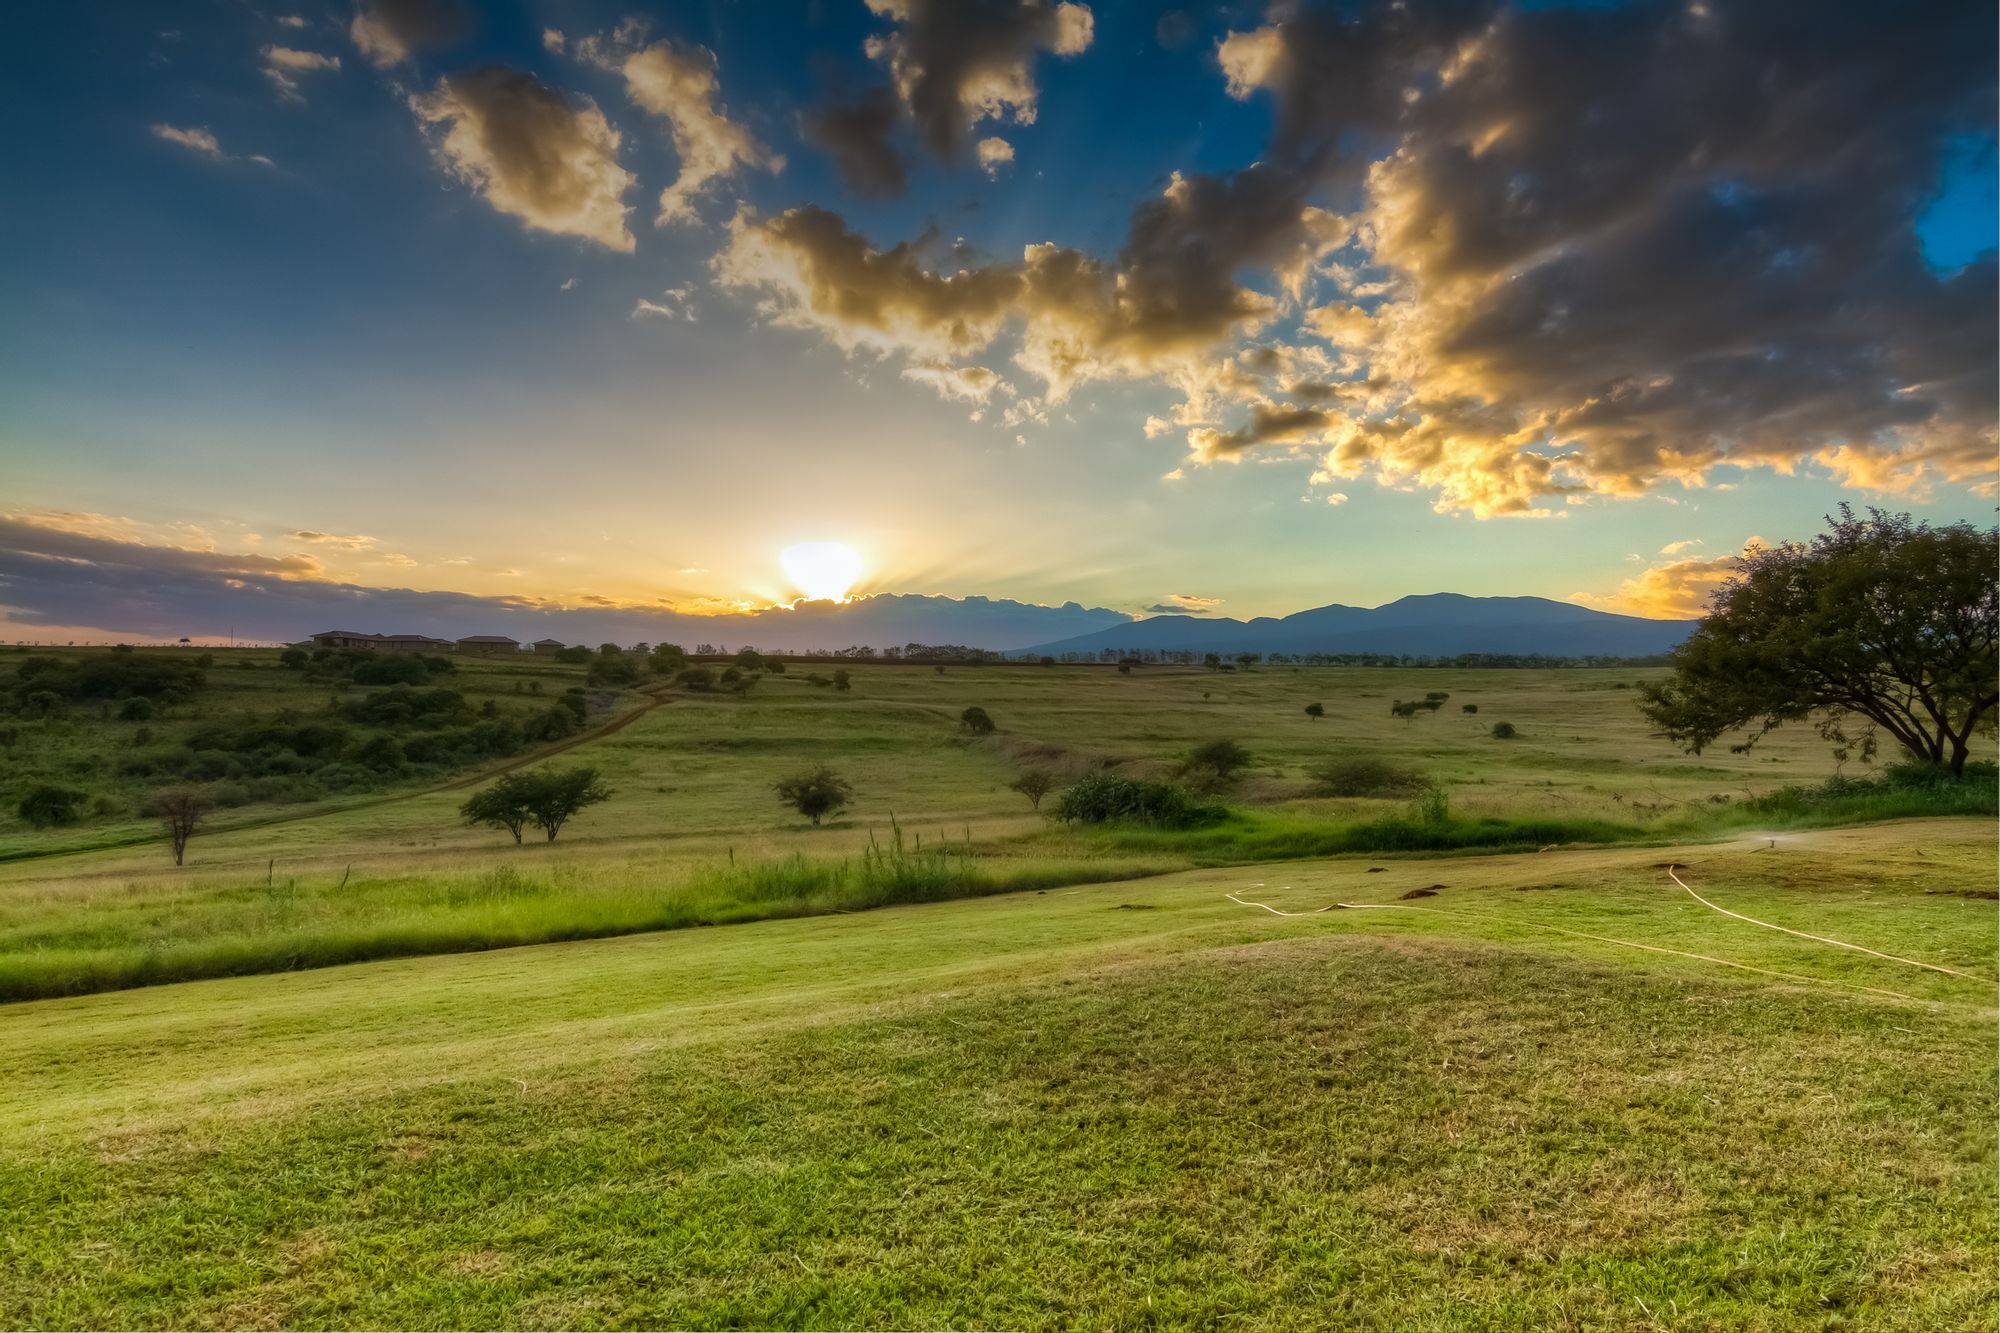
(279, 648, 309, 670)
(775, 766, 853, 825)
(1391, 701, 1419, 719)
(588, 655, 642, 687)
(1461, 703, 1479, 714)
(960, 706, 996, 735)
(17, 784, 86, 829)
(118, 697, 156, 722)
(832, 669, 852, 692)
(555, 645, 592, 665)
(1304, 702, 1324, 721)
(1424, 691, 1450, 702)
(1307, 756, 1428, 798)
(1049, 773, 1222, 829)
(1491, 721, 1519, 739)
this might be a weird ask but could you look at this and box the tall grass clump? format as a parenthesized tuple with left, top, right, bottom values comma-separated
(1697, 759, 1998, 830)
(0, 834, 1176, 1004)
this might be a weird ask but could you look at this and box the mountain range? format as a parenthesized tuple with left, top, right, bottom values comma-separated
(1017, 594, 1694, 659)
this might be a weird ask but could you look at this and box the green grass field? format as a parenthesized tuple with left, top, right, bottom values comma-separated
(1, 658, 1992, 1328)
(1, 821, 1991, 1329)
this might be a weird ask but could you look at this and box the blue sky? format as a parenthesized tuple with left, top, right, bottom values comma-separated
(1, 0, 1993, 643)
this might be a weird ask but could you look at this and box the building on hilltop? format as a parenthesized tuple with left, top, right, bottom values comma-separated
(307, 630, 385, 651)
(455, 634, 521, 655)
(378, 634, 453, 654)
(531, 638, 567, 655)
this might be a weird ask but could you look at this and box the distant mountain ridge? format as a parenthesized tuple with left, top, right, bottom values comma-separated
(1013, 593, 1695, 659)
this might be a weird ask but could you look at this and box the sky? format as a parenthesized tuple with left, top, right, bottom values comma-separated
(1, 0, 1994, 646)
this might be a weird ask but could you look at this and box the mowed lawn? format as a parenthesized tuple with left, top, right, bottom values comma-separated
(2, 819, 1991, 1330)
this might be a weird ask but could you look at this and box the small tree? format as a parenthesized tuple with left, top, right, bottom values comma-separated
(17, 784, 84, 829)
(832, 669, 852, 692)
(525, 766, 611, 842)
(154, 787, 212, 866)
(960, 705, 996, 735)
(1304, 702, 1324, 721)
(650, 643, 689, 674)
(461, 772, 537, 844)
(1391, 701, 1419, 721)
(1234, 653, 1258, 671)
(1491, 721, 1519, 739)
(279, 648, 309, 670)
(775, 766, 852, 825)
(1009, 769, 1057, 810)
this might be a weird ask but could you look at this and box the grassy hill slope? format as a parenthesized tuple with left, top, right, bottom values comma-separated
(1, 820, 1991, 1330)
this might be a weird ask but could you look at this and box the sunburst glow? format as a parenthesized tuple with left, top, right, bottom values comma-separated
(780, 542, 864, 602)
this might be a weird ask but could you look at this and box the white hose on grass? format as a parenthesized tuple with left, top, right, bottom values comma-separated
(1227, 894, 1918, 1002)
(1667, 866, 1991, 984)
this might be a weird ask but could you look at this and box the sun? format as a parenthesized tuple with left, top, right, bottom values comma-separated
(780, 542, 864, 602)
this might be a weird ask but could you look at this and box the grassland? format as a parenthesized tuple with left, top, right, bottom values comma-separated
(0, 646, 632, 859)
(1, 820, 1991, 1329)
(3, 657, 1989, 1002)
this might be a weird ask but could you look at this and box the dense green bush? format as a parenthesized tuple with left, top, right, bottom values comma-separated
(1049, 773, 1223, 829)
(10, 654, 206, 711)
(17, 784, 86, 828)
(1491, 721, 1519, 739)
(960, 706, 996, 735)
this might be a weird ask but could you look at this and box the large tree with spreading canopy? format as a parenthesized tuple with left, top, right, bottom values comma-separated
(1640, 508, 1997, 777)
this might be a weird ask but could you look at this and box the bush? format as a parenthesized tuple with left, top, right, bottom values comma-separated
(17, 784, 86, 829)
(1491, 722, 1519, 739)
(1304, 702, 1324, 720)
(279, 648, 309, 670)
(676, 666, 716, 693)
(1049, 773, 1222, 829)
(775, 766, 853, 825)
(960, 706, 996, 735)
(1391, 701, 1419, 719)
(1461, 703, 1479, 714)
(587, 655, 641, 687)
(117, 697, 156, 722)
(1306, 756, 1428, 798)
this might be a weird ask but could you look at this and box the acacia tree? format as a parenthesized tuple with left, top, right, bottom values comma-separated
(1008, 769, 1058, 811)
(775, 766, 853, 825)
(155, 788, 212, 866)
(1640, 508, 1997, 776)
(525, 766, 612, 842)
(461, 772, 536, 844)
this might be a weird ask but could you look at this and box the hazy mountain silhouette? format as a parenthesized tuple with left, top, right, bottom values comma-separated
(1017, 593, 1694, 658)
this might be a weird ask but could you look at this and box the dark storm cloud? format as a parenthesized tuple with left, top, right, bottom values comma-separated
(1209, 0, 1998, 510)
(802, 85, 909, 196)
(801, 0, 1092, 190)
(349, 0, 470, 68)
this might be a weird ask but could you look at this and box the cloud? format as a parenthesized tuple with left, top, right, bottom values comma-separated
(1144, 593, 1223, 615)
(349, 0, 469, 68)
(261, 45, 340, 102)
(576, 28, 780, 226)
(802, 1, 1092, 191)
(541, 27, 565, 54)
(1187, 0, 1999, 513)
(1659, 539, 1701, 556)
(289, 529, 376, 550)
(714, 160, 1340, 410)
(975, 135, 1014, 177)
(277, 16, 309, 29)
(802, 86, 908, 196)
(1574, 539, 1767, 619)
(901, 361, 1002, 403)
(630, 287, 695, 321)
(151, 124, 223, 157)
(410, 67, 636, 252)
